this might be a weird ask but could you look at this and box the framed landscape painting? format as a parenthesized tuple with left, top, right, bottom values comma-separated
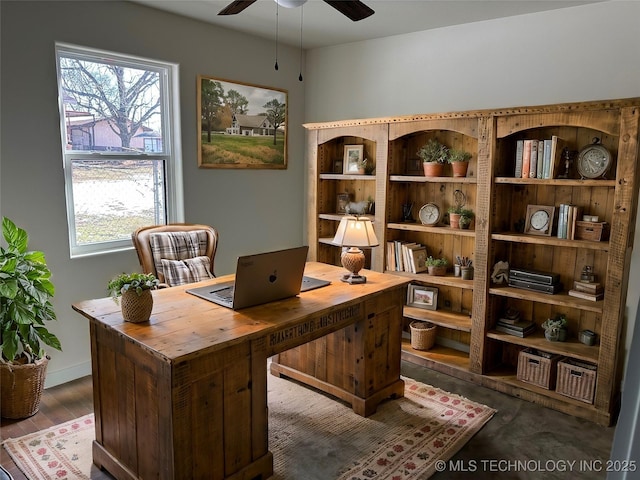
(197, 75, 287, 169)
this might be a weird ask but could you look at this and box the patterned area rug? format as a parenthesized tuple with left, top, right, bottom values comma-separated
(3, 375, 495, 480)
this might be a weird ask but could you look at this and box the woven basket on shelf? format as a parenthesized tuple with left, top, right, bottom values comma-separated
(409, 321, 437, 351)
(120, 289, 154, 323)
(0, 356, 49, 419)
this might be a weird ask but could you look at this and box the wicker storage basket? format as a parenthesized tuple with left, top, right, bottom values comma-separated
(409, 321, 437, 351)
(121, 289, 154, 323)
(517, 348, 561, 390)
(556, 359, 597, 404)
(0, 356, 49, 419)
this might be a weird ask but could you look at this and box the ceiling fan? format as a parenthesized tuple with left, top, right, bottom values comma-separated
(218, 0, 375, 22)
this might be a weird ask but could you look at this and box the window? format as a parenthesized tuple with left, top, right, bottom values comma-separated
(55, 43, 183, 257)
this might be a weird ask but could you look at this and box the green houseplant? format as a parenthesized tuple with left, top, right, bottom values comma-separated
(108, 272, 159, 323)
(448, 148, 472, 177)
(542, 314, 568, 342)
(425, 256, 448, 276)
(0, 217, 61, 418)
(417, 139, 449, 177)
(448, 206, 474, 229)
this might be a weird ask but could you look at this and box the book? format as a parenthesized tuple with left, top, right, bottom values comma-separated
(515, 139, 524, 178)
(550, 135, 567, 179)
(497, 319, 535, 331)
(496, 323, 536, 338)
(557, 204, 567, 239)
(407, 244, 427, 273)
(536, 140, 545, 178)
(574, 280, 603, 293)
(542, 139, 553, 179)
(529, 139, 538, 179)
(522, 139, 533, 178)
(568, 289, 604, 301)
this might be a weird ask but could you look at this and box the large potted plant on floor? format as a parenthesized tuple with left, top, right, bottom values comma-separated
(0, 217, 61, 419)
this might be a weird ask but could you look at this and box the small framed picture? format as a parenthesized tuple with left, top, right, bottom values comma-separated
(406, 158, 423, 176)
(333, 159, 343, 173)
(343, 145, 364, 174)
(525, 204, 555, 236)
(406, 284, 438, 310)
(336, 192, 351, 214)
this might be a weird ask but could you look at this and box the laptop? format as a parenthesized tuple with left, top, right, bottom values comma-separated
(186, 246, 330, 310)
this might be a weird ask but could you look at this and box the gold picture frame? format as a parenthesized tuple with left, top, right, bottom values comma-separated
(525, 204, 555, 236)
(197, 75, 287, 169)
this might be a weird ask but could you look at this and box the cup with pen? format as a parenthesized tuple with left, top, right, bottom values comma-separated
(455, 256, 474, 280)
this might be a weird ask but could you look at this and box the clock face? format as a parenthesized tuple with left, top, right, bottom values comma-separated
(577, 144, 612, 179)
(419, 203, 441, 225)
(530, 210, 550, 231)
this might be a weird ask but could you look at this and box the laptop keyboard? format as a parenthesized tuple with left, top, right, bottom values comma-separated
(215, 286, 234, 301)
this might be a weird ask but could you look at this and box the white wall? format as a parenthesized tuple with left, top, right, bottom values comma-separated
(304, 0, 640, 368)
(0, 1, 306, 387)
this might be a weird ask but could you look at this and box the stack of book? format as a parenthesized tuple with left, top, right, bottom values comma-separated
(568, 280, 604, 301)
(496, 312, 536, 338)
(508, 268, 562, 294)
(514, 135, 566, 179)
(386, 240, 427, 273)
(557, 204, 583, 239)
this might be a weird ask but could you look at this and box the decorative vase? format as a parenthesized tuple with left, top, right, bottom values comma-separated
(461, 266, 474, 280)
(449, 213, 461, 229)
(121, 289, 153, 323)
(0, 356, 49, 419)
(423, 162, 444, 177)
(544, 327, 567, 342)
(428, 265, 447, 276)
(451, 161, 469, 177)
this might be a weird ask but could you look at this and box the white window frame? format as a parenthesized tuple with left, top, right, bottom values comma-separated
(55, 43, 184, 258)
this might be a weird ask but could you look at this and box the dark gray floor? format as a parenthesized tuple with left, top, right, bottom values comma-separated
(401, 361, 614, 479)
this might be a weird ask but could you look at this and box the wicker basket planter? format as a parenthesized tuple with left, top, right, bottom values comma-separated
(409, 321, 437, 351)
(121, 289, 154, 323)
(0, 356, 49, 419)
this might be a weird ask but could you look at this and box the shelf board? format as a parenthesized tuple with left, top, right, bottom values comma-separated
(494, 177, 616, 187)
(390, 175, 477, 184)
(401, 339, 471, 372)
(388, 222, 475, 237)
(320, 173, 376, 181)
(492, 232, 609, 251)
(319, 213, 375, 222)
(489, 286, 604, 313)
(486, 330, 599, 364)
(404, 306, 472, 332)
(387, 270, 474, 289)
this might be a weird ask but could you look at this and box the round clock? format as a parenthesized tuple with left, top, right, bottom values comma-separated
(577, 138, 612, 179)
(530, 209, 550, 231)
(419, 203, 442, 226)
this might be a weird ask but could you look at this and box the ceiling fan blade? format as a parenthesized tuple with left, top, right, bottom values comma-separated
(218, 0, 257, 16)
(323, 0, 374, 21)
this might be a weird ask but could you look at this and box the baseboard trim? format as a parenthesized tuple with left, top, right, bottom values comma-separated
(45, 361, 92, 388)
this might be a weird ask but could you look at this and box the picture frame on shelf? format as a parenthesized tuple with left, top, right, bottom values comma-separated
(333, 159, 344, 173)
(406, 284, 438, 310)
(405, 158, 423, 176)
(336, 193, 351, 214)
(343, 145, 365, 174)
(197, 75, 287, 169)
(524, 205, 556, 236)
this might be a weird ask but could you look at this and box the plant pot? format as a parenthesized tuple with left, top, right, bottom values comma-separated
(459, 217, 472, 229)
(1, 356, 49, 419)
(121, 289, 154, 323)
(427, 265, 447, 276)
(423, 162, 444, 177)
(544, 327, 568, 342)
(451, 161, 469, 177)
(449, 213, 461, 229)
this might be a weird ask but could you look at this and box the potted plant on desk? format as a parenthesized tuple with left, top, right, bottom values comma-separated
(108, 272, 159, 323)
(0, 217, 61, 419)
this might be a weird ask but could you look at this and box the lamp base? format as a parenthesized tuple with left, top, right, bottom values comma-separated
(341, 273, 367, 284)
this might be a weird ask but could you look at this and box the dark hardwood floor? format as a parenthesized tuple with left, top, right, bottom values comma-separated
(1, 375, 112, 480)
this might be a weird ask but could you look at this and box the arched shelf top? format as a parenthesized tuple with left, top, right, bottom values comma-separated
(496, 110, 621, 138)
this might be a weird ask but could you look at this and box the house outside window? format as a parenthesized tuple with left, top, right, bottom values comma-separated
(55, 43, 183, 257)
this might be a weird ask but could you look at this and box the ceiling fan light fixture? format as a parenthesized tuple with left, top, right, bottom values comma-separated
(274, 0, 307, 8)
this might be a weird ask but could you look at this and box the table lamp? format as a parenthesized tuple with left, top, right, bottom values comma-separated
(332, 216, 379, 284)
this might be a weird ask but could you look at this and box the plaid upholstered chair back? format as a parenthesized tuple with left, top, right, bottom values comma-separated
(132, 224, 219, 287)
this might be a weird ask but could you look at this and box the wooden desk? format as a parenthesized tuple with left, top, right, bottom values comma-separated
(72, 262, 408, 480)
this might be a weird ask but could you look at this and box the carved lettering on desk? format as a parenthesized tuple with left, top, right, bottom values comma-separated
(268, 304, 362, 349)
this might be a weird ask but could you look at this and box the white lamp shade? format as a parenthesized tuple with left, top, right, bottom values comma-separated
(274, 0, 307, 8)
(332, 216, 379, 248)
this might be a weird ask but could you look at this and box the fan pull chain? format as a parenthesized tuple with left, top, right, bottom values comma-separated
(274, 1, 279, 71)
(298, 4, 304, 81)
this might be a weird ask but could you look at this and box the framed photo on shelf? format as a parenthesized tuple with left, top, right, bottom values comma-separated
(406, 284, 438, 310)
(336, 193, 351, 214)
(333, 159, 344, 173)
(343, 145, 364, 174)
(524, 204, 556, 236)
(406, 158, 423, 176)
(197, 75, 287, 169)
